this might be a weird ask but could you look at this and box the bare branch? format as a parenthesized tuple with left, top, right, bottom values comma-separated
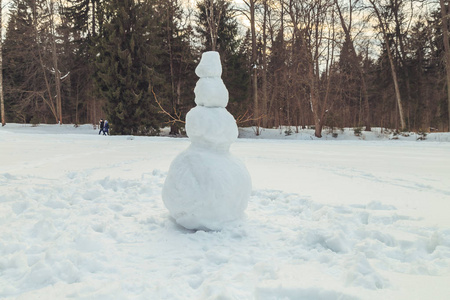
(152, 89, 185, 125)
(235, 110, 265, 126)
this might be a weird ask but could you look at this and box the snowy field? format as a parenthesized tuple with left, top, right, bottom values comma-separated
(1, 123, 450, 300)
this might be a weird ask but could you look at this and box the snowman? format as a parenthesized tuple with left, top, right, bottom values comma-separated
(162, 51, 252, 231)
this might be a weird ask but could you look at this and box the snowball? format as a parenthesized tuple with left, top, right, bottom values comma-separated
(185, 106, 237, 151)
(162, 146, 252, 231)
(194, 77, 229, 108)
(195, 51, 222, 78)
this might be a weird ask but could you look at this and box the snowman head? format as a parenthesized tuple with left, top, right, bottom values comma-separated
(195, 51, 222, 78)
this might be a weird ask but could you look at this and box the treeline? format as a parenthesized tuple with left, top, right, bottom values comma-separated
(1, 0, 450, 136)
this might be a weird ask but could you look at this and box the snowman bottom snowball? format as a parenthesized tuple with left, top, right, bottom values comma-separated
(162, 146, 252, 231)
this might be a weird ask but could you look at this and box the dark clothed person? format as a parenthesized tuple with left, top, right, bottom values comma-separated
(99, 119, 104, 135)
(103, 120, 109, 135)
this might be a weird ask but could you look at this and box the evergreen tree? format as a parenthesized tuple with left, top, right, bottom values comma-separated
(95, 0, 163, 135)
(65, 0, 104, 38)
(3, 0, 48, 123)
(156, 0, 196, 135)
(337, 36, 364, 127)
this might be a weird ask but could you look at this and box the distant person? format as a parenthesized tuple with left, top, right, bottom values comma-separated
(99, 119, 104, 135)
(103, 120, 109, 135)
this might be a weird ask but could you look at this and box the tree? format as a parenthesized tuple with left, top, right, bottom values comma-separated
(65, 0, 104, 38)
(334, 0, 371, 131)
(156, 0, 196, 135)
(205, 0, 222, 51)
(63, 0, 108, 125)
(95, 0, 163, 135)
(4, 0, 52, 123)
(440, 0, 450, 131)
(266, 1, 289, 129)
(47, 0, 63, 124)
(286, 0, 336, 138)
(1, 0, 5, 126)
(407, 18, 435, 130)
(2, 0, 74, 124)
(196, 0, 250, 119)
(368, 0, 406, 130)
(241, 0, 260, 133)
(196, 0, 240, 53)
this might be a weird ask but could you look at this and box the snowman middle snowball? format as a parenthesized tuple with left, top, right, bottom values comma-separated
(162, 51, 252, 231)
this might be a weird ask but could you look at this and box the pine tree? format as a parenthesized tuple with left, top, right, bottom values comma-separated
(155, 0, 196, 135)
(65, 0, 104, 38)
(95, 0, 163, 135)
(3, 0, 49, 123)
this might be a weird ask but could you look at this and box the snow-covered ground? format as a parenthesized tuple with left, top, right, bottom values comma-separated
(1, 123, 449, 300)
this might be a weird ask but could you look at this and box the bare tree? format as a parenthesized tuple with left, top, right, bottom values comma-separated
(205, 0, 224, 51)
(264, 0, 286, 129)
(392, 0, 413, 125)
(48, 0, 63, 124)
(440, 0, 450, 131)
(30, 0, 58, 123)
(241, 0, 260, 133)
(288, 0, 335, 137)
(0, 0, 5, 126)
(368, 0, 406, 130)
(261, 0, 269, 128)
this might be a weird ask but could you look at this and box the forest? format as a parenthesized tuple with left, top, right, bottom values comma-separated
(0, 0, 449, 137)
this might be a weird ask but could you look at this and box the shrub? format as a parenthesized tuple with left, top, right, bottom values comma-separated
(284, 127, 293, 136)
(30, 116, 40, 127)
(417, 130, 427, 140)
(354, 127, 362, 136)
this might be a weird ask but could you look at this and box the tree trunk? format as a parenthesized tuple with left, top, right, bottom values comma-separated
(261, 0, 268, 128)
(440, 0, 450, 131)
(33, 0, 58, 122)
(361, 74, 371, 131)
(75, 86, 79, 125)
(52, 44, 62, 124)
(393, 0, 411, 130)
(0, 0, 5, 126)
(206, 0, 221, 51)
(92, 0, 96, 36)
(50, 1, 62, 124)
(249, 0, 259, 134)
(308, 56, 322, 138)
(166, 2, 178, 135)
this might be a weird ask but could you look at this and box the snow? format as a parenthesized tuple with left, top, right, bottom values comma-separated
(185, 106, 237, 151)
(195, 51, 222, 78)
(1, 123, 450, 299)
(194, 51, 229, 108)
(163, 52, 251, 230)
(162, 146, 251, 230)
(194, 77, 229, 108)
